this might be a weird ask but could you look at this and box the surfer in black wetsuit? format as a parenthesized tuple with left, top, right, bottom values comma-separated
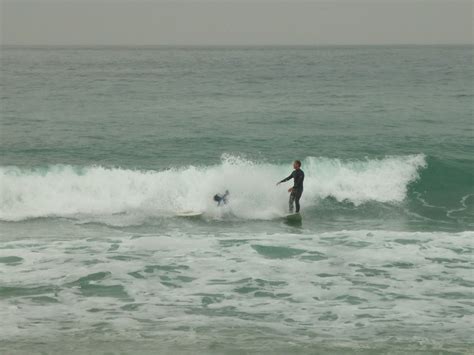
(213, 190, 229, 206)
(277, 160, 304, 213)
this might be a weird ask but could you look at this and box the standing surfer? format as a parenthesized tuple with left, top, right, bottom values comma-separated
(277, 160, 304, 213)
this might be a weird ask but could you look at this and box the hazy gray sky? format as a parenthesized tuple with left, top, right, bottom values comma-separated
(1, 0, 472, 45)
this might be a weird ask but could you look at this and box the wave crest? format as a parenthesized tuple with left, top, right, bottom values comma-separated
(0, 154, 426, 221)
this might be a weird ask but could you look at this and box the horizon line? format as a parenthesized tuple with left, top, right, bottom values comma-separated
(1, 43, 473, 48)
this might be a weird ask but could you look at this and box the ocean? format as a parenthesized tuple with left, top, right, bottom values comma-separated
(0, 46, 472, 354)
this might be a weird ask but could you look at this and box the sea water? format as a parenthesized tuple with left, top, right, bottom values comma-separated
(0, 46, 472, 354)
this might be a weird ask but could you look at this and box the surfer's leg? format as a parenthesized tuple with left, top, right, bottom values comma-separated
(289, 192, 295, 213)
(294, 190, 302, 213)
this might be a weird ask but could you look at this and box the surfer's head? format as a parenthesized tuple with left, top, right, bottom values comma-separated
(293, 160, 302, 169)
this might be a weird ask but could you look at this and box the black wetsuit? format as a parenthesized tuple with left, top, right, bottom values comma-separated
(280, 169, 304, 213)
(213, 191, 229, 206)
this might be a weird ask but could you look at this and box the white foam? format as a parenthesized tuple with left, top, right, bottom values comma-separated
(0, 154, 426, 221)
(0, 228, 472, 345)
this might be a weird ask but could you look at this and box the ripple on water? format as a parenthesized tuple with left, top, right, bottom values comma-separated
(334, 295, 368, 305)
(0, 285, 58, 299)
(382, 262, 416, 269)
(28, 295, 59, 304)
(0, 256, 23, 265)
(65, 271, 130, 299)
(392, 238, 423, 245)
(251, 244, 306, 259)
(192, 293, 226, 306)
(143, 264, 190, 273)
(126, 264, 196, 288)
(318, 311, 338, 321)
(184, 305, 275, 322)
(300, 251, 328, 261)
(355, 267, 390, 277)
(351, 280, 390, 290)
(320, 235, 373, 248)
(227, 277, 295, 302)
(427, 292, 473, 300)
(218, 239, 254, 247)
(426, 257, 470, 264)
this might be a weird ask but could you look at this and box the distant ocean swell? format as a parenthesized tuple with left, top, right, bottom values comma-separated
(0, 154, 429, 222)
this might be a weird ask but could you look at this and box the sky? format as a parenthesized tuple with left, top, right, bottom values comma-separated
(1, 0, 472, 46)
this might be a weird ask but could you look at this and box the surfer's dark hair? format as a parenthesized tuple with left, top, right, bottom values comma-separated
(294, 160, 302, 167)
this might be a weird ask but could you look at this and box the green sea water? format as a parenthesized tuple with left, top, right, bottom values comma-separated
(0, 46, 473, 354)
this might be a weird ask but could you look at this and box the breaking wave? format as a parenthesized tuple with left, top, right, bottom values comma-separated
(0, 154, 426, 221)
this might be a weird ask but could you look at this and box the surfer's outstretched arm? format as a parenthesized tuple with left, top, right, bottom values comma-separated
(277, 171, 295, 185)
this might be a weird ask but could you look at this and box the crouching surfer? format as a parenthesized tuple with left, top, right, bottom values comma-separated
(213, 190, 229, 206)
(277, 160, 304, 213)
